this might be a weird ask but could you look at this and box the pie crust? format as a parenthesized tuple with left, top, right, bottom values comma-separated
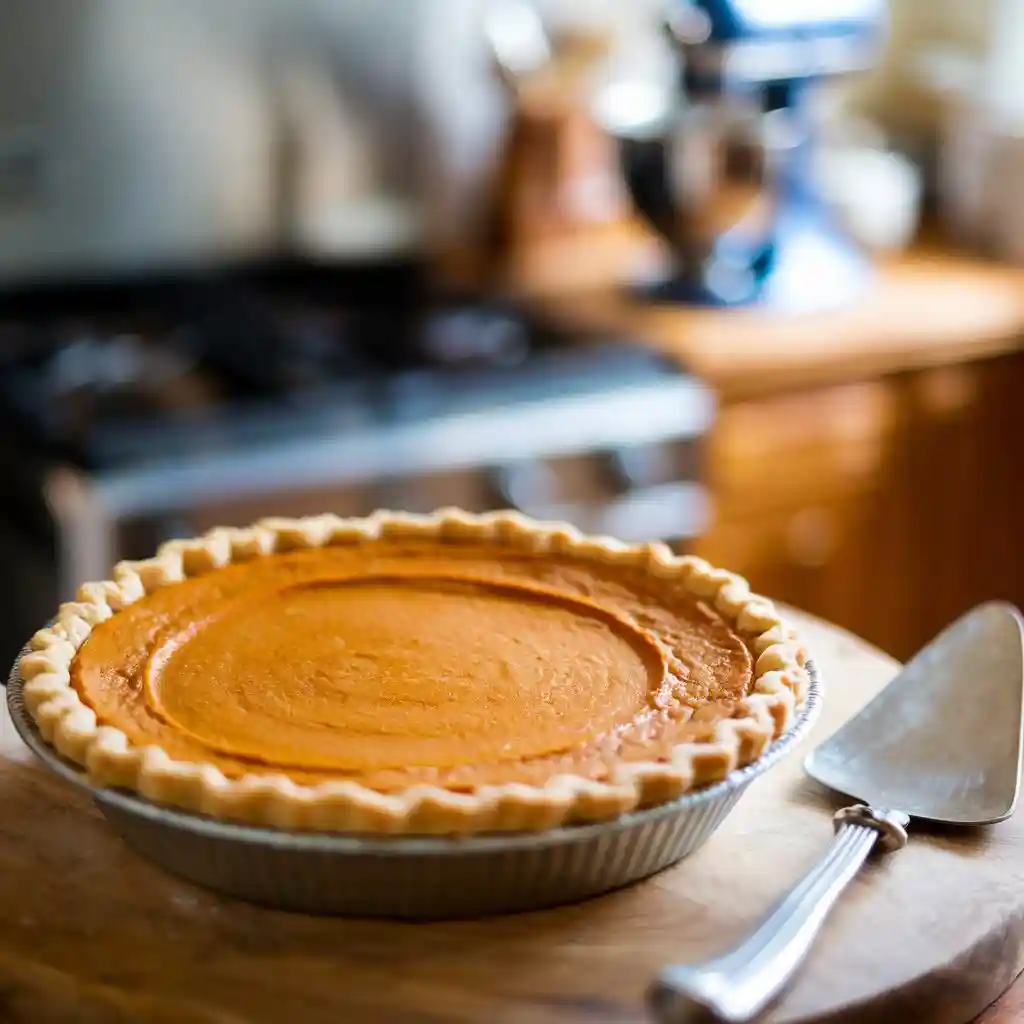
(18, 509, 809, 835)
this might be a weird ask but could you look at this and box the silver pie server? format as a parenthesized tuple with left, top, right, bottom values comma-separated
(649, 601, 1024, 1023)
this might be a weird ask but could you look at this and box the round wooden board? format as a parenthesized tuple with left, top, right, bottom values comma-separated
(0, 612, 1021, 1024)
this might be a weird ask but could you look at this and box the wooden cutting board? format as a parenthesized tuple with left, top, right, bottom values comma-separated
(0, 612, 1021, 1024)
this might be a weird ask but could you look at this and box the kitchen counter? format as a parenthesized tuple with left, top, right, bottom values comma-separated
(1, 610, 1021, 1023)
(517, 233, 1024, 661)
(529, 239, 1024, 403)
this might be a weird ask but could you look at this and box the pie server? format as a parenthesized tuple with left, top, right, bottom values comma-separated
(650, 601, 1024, 1023)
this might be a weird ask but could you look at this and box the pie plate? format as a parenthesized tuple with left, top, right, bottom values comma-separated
(6, 644, 819, 920)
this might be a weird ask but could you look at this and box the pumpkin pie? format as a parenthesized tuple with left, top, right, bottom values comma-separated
(18, 510, 809, 835)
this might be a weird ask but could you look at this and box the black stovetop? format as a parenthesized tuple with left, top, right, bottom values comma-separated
(0, 262, 686, 472)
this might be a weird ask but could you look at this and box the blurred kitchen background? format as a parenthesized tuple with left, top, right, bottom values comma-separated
(0, 0, 1022, 667)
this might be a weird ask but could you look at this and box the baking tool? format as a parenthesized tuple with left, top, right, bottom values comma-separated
(594, 0, 887, 311)
(5, 646, 819, 920)
(813, 142, 922, 254)
(650, 601, 1024, 1023)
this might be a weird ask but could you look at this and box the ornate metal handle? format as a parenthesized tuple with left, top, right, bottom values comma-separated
(648, 805, 910, 1023)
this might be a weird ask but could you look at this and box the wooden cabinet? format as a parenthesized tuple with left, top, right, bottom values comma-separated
(529, 239, 1024, 660)
(696, 353, 1024, 660)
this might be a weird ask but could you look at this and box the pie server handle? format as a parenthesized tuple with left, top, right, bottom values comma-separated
(647, 805, 910, 1023)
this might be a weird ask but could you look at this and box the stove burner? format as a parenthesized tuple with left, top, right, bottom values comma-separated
(0, 268, 683, 471)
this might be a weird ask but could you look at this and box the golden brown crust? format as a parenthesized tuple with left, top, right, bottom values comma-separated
(20, 509, 809, 835)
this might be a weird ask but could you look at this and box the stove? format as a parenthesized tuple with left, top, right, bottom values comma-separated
(0, 263, 713, 664)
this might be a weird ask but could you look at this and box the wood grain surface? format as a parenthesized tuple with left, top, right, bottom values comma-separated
(1, 613, 1022, 1023)
(528, 239, 1024, 404)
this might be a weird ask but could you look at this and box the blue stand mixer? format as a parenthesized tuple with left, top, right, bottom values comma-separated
(599, 0, 888, 313)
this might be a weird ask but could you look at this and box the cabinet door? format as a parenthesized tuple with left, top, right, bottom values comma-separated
(709, 382, 897, 515)
(698, 355, 1024, 661)
(697, 380, 905, 653)
(899, 357, 1024, 654)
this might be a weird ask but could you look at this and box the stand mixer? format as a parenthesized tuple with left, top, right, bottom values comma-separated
(597, 0, 888, 313)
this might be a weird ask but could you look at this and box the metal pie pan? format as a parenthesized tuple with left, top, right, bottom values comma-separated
(6, 650, 820, 920)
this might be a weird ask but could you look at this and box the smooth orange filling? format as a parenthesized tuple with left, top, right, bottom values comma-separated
(71, 540, 754, 792)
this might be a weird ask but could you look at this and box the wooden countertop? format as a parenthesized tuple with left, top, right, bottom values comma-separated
(1, 611, 1023, 1023)
(522, 235, 1024, 402)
